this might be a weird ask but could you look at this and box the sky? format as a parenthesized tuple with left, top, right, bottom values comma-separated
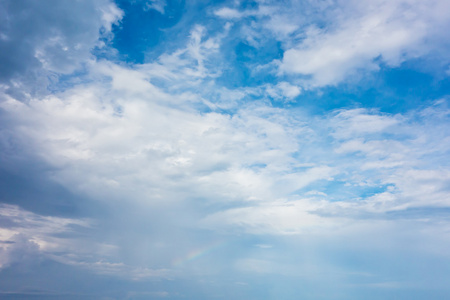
(1, 0, 450, 299)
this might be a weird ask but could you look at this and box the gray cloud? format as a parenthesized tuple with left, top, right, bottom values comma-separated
(0, 0, 122, 100)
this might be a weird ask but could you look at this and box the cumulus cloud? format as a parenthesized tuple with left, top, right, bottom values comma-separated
(0, 234, 40, 269)
(0, 73, 307, 205)
(0, 204, 89, 268)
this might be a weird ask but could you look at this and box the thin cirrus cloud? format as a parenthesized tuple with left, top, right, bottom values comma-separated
(1, 0, 450, 299)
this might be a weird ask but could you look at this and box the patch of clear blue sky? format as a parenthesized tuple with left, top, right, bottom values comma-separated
(112, 0, 182, 63)
(112, 0, 229, 63)
(268, 61, 450, 115)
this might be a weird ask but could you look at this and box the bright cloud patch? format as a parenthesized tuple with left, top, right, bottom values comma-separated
(279, 0, 450, 86)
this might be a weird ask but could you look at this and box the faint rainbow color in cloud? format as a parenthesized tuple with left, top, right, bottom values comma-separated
(171, 240, 227, 267)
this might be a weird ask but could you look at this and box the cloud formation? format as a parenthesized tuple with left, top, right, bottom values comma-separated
(1, 0, 450, 299)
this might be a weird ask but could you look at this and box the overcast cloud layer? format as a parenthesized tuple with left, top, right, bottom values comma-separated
(1, 0, 450, 299)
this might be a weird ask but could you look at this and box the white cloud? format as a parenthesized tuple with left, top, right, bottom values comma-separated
(214, 7, 244, 19)
(212, 0, 450, 88)
(136, 24, 227, 86)
(0, 79, 308, 204)
(263, 15, 298, 36)
(202, 198, 338, 235)
(266, 82, 301, 100)
(279, 0, 450, 86)
(145, 0, 167, 14)
(2, 73, 450, 237)
(330, 108, 402, 139)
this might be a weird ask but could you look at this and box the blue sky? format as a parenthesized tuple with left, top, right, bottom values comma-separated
(1, 0, 450, 299)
